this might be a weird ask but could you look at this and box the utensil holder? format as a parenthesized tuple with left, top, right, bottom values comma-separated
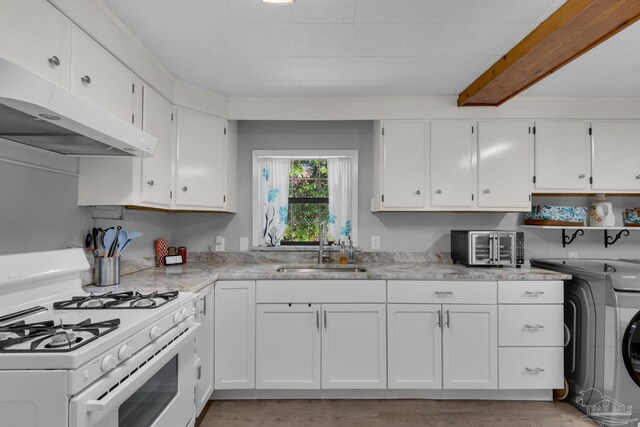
(94, 256, 120, 286)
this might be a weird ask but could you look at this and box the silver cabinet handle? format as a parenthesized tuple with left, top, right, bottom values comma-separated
(147, 180, 155, 186)
(316, 310, 319, 331)
(200, 297, 207, 316)
(415, 190, 421, 195)
(636, 175, 640, 180)
(445, 310, 450, 328)
(323, 310, 327, 330)
(524, 291, 545, 295)
(435, 189, 442, 194)
(524, 367, 545, 373)
(578, 174, 585, 179)
(81, 75, 92, 84)
(182, 186, 188, 191)
(524, 324, 544, 329)
(483, 189, 490, 194)
(435, 291, 454, 295)
(197, 365, 202, 380)
(48, 56, 60, 66)
(436, 309, 441, 328)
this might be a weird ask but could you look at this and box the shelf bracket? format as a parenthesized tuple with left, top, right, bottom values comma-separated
(604, 229, 630, 248)
(562, 229, 584, 248)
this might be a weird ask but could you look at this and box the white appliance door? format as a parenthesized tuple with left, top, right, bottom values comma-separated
(69, 324, 197, 427)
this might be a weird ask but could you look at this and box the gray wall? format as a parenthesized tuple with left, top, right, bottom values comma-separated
(0, 139, 171, 259)
(171, 120, 640, 261)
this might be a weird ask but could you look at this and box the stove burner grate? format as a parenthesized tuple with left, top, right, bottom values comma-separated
(53, 291, 178, 310)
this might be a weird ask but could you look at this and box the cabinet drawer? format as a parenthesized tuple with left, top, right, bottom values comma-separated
(499, 347, 563, 389)
(499, 305, 563, 347)
(256, 280, 386, 303)
(388, 281, 496, 304)
(498, 281, 563, 304)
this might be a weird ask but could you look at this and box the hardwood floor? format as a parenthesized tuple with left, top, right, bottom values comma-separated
(199, 400, 596, 426)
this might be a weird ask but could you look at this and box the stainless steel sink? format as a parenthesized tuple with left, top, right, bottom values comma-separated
(276, 265, 367, 273)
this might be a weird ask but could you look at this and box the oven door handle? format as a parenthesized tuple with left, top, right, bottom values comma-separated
(79, 322, 199, 413)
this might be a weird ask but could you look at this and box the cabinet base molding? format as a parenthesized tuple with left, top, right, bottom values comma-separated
(212, 389, 552, 401)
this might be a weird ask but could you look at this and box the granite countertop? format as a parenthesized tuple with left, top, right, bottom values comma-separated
(83, 262, 571, 294)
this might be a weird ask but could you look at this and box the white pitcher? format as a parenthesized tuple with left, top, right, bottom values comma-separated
(589, 194, 615, 227)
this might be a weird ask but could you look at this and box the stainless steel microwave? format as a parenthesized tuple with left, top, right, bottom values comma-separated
(451, 230, 524, 267)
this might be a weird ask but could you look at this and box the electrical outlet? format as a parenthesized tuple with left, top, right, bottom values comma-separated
(568, 251, 578, 259)
(371, 235, 381, 250)
(215, 236, 225, 252)
(240, 237, 249, 251)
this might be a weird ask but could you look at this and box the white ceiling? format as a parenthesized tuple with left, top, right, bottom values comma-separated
(101, 0, 637, 98)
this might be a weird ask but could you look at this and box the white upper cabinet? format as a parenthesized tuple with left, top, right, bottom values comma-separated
(0, 0, 70, 87)
(477, 121, 532, 210)
(141, 85, 173, 207)
(430, 121, 476, 208)
(175, 107, 228, 209)
(70, 25, 135, 124)
(374, 121, 427, 209)
(592, 121, 640, 191)
(534, 121, 590, 191)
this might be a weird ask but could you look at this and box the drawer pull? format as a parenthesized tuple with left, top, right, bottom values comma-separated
(524, 367, 545, 373)
(524, 291, 545, 296)
(435, 291, 454, 295)
(524, 324, 544, 329)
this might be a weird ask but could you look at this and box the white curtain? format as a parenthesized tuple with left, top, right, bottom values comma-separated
(327, 158, 352, 245)
(259, 158, 290, 246)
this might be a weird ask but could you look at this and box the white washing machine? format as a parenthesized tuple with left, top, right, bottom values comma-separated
(531, 259, 640, 427)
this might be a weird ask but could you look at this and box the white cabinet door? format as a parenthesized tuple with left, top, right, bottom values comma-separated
(70, 26, 134, 123)
(534, 121, 590, 191)
(256, 304, 321, 390)
(195, 285, 213, 416)
(0, 0, 69, 87)
(430, 121, 475, 208)
(141, 86, 173, 207)
(592, 121, 640, 191)
(380, 121, 427, 209)
(387, 304, 442, 389)
(477, 121, 531, 209)
(442, 304, 497, 389)
(175, 108, 227, 209)
(214, 281, 255, 390)
(322, 304, 386, 389)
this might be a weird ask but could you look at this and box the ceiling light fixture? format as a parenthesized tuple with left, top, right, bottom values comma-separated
(262, 0, 293, 4)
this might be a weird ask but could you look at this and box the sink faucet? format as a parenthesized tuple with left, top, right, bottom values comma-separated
(318, 220, 329, 264)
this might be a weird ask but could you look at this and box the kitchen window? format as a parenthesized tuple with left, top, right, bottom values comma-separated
(252, 150, 358, 248)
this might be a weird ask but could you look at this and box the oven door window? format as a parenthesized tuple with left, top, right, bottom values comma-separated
(623, 311, 640, 388)
(119, 355, 178, 427)
(471, 234, 492, 264)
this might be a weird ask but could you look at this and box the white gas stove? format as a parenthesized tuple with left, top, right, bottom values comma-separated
(0, 249, 199, 427)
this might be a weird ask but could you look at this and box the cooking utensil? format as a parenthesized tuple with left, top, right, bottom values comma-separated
(85, 233, 93, 249)
(92, 227, 99, 251)
(103, 229, 117, 257)
(114, 229, 129, 257)
(119, 231, 141, 254)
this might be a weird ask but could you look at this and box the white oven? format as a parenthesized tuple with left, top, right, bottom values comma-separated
(69, 320, 198, 427)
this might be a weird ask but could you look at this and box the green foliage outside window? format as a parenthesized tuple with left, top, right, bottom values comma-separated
(281, 159, 330, 244)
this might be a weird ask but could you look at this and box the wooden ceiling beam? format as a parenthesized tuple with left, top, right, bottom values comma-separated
(457, 0, 640, 107)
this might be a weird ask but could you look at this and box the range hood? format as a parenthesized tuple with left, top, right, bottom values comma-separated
(0, 58, 157, 157)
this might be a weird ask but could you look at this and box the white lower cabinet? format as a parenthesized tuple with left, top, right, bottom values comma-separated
(255, 303, 387, 390)
(442, 304, 498, 389)
(387, 304, 442, 389)
(322, 304, 387, 389)
(256, 304, 321, 390)
(499, 347, 563, 389)
(194, 285, 213, 416)
(214, 281, 255, 390)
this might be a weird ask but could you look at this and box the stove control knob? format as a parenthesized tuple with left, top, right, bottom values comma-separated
(149, 325, 163, 340)
(173, 312, 183, 324)
(101, 354, 118, 372)
(118, 345, 133, 361)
